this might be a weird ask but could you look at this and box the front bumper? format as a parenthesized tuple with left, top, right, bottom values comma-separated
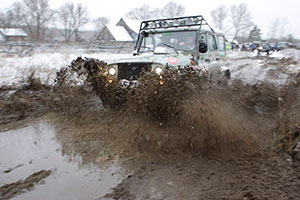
(119, 79, 139, 88)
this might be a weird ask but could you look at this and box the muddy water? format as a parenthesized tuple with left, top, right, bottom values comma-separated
(0, 119, 125, 200)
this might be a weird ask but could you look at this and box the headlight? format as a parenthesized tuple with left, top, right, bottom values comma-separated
(109, 67, 116, 76)
(154, 67, 163, 75)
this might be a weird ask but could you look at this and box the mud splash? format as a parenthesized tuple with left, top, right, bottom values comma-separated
(1, 56, 298, 156)
(2, 55, 300, 200)
(55, 57, 208, 118)
(275, 72, 300, 159)
(52, 57, 284, 154)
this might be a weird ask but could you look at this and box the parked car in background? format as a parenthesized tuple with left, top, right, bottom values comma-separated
(241, 43, 251, 51)
(269, 43, 278, 51)
(257, 42, 272, 55)
(277, 42, 288, 51)
(287, 43, 296, 48)
(296, 43, 300, 49)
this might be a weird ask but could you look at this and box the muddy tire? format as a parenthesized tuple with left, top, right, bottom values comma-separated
(218, 70, 231, 87)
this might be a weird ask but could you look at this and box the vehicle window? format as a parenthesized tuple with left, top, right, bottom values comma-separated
(199, 33, 206, 43)
(208, 34, 218, 51)
(140, 36, 154, 52)
(139, 31, 197, 53)
(218, 36, 225, 51)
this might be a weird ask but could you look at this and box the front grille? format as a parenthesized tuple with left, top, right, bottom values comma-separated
(118, 63, 151, 81)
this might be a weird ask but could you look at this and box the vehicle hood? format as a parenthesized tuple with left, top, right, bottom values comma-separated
(108, 52, 192, 67)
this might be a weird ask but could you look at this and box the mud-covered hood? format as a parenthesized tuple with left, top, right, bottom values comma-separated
(108, 52, 192, 67)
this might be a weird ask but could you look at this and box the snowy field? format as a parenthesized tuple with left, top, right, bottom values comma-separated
(0, 49, 300, 87)
(227, 49, 300, 85)
(0, 52, 130, 87)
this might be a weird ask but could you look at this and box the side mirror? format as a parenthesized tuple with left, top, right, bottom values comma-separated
(141, 31, 148, 37)
(199, 43, 208, 53)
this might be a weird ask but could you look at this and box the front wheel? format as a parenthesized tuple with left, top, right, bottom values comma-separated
(218, 69, 231, 87)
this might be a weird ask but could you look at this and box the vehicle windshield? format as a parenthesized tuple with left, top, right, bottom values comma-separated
(139, 31, 197, 53)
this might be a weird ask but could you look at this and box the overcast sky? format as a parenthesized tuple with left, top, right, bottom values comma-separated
(1, 0, 299, 39)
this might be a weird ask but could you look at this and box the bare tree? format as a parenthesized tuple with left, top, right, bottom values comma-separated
(151, 8, 162, 18)
(267, 18, 289, 40)
(1, 9, 18, 28)
(126, 4, 153, 20)
(10, 0, 54, 41)
(210, 5, 228, 31)
(160, 1, 185, 18)
(57, 2, 89, 42)
(230, 3, 253, 41)
(93, 17, 109, 32)
(267, 18, 280, 39)
(10, 2, 24, 25)
(0, 11, 5, 28)
(73, 4, 89, 41)
(278, 18, 288, 39)
(0, 10, 9, 28)
(57, 2, 75, 42)
(126, 2, 185, 20)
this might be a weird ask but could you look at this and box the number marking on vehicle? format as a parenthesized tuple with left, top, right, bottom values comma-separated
(166, 57, 179, 64)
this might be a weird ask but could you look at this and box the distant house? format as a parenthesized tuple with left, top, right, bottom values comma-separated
(116, 18, 140, 40)
(97, 18, 141, 42)
(97, 25, 134, 42)
(0, 28, 28, 42)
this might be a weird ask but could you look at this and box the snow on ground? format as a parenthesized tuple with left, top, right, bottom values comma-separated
(0, 52, 130, 87)
(228, 58, 290, 85)
(228, 49, 300, 85)
(228, 49, 300, 60)
(272, 49, 300, 60)
(0, 48, 300, 87)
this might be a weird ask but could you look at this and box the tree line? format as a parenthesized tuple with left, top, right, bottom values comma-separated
(0, 0, 296, 43)
(0, 0, 108, 42)
(210, 4, 295, 43)
(0, 0, 184, 42)
(126, 2, 295, 43)
(125, 2, 185, 20)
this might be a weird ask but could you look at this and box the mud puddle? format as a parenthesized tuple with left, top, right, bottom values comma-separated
(0, 118, 125, 200)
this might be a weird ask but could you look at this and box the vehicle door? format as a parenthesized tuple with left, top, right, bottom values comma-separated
(207, 34, 219, 61)
(198, 33, 208, 62)
(207, 33, 220, 80)
(217, 35, 226, 61)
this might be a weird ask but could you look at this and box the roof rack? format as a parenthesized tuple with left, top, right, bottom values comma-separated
(139, 15, 214, 32)
(134, 15, 214, 53)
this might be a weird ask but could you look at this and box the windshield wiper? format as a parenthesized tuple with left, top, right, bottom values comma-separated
(161, 43, 179, 55)
(140, 46, 153, 53)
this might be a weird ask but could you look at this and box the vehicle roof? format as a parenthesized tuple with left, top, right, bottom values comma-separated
(140, 15, 225, 36)
(144, 25, 225, 35)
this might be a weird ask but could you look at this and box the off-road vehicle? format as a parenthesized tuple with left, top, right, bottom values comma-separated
(103, 15, 230, 86)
